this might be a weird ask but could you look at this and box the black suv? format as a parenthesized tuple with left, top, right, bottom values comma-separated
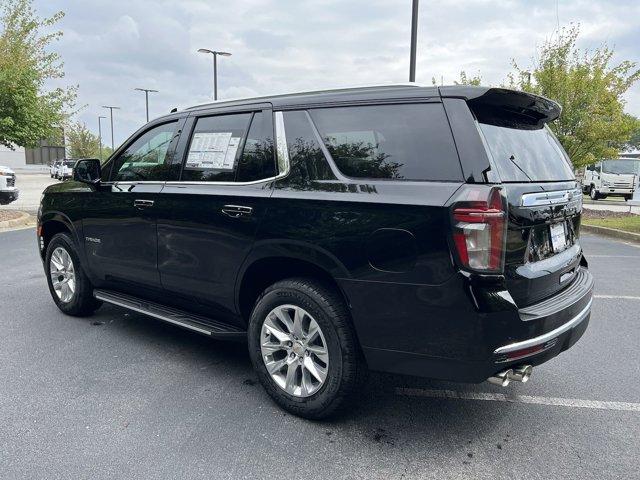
(37, 85, 593, 419)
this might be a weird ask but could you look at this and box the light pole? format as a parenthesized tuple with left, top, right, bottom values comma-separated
(197, 48, 232, 100)
(409, 0, 419, 82)
(134, 88, 158, 122)
(102, 105, 120, 151)
(98, 115, 106, 161)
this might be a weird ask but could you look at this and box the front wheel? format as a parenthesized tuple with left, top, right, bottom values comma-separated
(590, 186, 599, 200)
(248, 278, 366, 420)
(45, 232, 102, 316)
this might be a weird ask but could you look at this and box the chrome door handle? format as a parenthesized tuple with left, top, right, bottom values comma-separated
(221, 205, 253, 218)
(134, 199, 155, 209)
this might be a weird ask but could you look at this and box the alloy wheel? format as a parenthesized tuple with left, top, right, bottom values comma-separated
(260, 304, 329, 397)
(49, 246, 76, 303)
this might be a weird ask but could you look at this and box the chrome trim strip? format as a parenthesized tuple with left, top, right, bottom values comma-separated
(520, 188, 582, 207)
(494, 298, 592, 355)
(94, 292, 213, 336)
(274, 111, 290, 177)
(164, 176, 279, 187)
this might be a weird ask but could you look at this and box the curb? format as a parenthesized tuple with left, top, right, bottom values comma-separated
(582, 224, 640, 244)
(0, 211, 34, 229)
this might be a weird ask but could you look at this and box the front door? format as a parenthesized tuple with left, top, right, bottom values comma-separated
(82, 119, 184, 292)
(156, 107, 276, 321)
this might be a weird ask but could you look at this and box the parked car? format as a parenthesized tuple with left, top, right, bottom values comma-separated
(55, 159, 76, 180)
(37, 85, 593, 419)
(0, 165, 19, 205)
(581, 158, 639, 200)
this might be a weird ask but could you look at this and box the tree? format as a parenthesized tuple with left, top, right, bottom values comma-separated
(431, 71, 482, 86)
(622, 115, 640, 152)
(508, 26, 640, 167)
(66, 121, 100, 158)
(0, 0, 76, 149)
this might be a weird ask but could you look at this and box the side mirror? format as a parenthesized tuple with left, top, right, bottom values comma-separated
(73, 158, 101, 184)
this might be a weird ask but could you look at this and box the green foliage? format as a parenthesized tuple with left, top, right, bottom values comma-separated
(623, 115, 640, 152)
(431, 71, 482, 87)
(455, 71, 482, 86)
(508, 26, 640, 167)
(66, 121, 100, 158)
(0, 0, 76, 149)
(431, 71, 482, 86)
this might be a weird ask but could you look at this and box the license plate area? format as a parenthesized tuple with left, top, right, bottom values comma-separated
(549, 222, 567, 252)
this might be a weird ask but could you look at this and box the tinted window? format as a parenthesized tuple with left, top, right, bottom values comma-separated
(235, 112, 276, 182)
(478, 123, 574, 182)
(182, 113, 251, 182)
(283, 111, 334, 182)
(309, 103, 462, 181)
(112, 121, 179, 181)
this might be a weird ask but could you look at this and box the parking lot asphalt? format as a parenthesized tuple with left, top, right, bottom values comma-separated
(2, 172, 58, 214)
(0, 229, 638, 480)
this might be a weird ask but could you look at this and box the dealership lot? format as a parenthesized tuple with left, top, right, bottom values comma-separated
(0, 229, 638, 479)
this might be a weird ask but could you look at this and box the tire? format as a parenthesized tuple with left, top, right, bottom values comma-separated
(248, 278, 367, 420)
(590, 186, 599, 200)
(45, 232, 102, 316)
(624, 195, 633, 201)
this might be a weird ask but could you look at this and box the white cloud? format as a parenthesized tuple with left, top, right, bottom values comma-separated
(34, 0, 640, 147)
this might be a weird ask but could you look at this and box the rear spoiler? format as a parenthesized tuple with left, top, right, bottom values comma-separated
(439, 86, 561, 129)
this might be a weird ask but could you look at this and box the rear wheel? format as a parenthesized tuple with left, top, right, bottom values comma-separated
(45, 232, 101, 316)
(624, 195, 633, 201)
(248, 278, 366, 419)
(589, 186, 599, 200)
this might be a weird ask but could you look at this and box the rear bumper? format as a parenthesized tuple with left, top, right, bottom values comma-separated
(341, 267, 593, 383)
(0, 189, 19, 204)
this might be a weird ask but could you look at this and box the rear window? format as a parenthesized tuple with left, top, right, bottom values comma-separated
(308, 103, 463, 181)
(478, 123, 574, 182)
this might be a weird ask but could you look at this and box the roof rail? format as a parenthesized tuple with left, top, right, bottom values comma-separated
(185, 82, 428, 111)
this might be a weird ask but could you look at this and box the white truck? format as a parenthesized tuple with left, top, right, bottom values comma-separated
(0, 165, 19, 205)
(581, 158, 639, 201)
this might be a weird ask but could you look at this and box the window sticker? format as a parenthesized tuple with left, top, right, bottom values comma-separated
(186, 132, 241, 170)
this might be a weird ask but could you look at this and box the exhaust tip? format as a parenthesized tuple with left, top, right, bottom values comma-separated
(487, 369, 513, 387)
(507, 365, 533, 383)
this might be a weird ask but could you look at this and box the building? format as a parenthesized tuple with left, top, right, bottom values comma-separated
(0, 138, 66, 170)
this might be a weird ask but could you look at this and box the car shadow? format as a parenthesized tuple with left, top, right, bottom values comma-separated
(85, 304, 514, 453)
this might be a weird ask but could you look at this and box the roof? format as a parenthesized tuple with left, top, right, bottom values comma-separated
(185, 83, 439, 112)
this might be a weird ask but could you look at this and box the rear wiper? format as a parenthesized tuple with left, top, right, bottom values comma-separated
(508, 155, 534, 182)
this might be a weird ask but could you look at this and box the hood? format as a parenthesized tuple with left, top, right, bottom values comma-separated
(0, 165, 15, 175)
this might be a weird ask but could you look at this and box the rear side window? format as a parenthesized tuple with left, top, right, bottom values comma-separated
(182, 113, 251, 182)
(478, 123, 574, 182)
(282, 110, 335, 182)
(235, 111, 276, 182)
(308, 103, 462, 181)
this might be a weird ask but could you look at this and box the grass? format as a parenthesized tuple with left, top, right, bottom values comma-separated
(583, 216, 640, 234)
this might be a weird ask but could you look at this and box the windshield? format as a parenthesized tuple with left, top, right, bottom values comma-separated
(478, 123, 574, 182)
(64, 161, 75, 167)
(601, 159, 639, 175)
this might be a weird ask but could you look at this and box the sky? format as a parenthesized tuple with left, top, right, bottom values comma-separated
(33, 0, 640, 148)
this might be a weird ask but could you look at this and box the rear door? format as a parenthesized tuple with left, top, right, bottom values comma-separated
(443, 91, 582, 307)
(156, 105, 276, 322)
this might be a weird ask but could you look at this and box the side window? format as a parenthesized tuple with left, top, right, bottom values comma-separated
(182, 113, 251, 182)
(308, 103, 463, 181)
(235, 111, 276, 182)
(111, 121, 180, 182)
(282, 110, 334, 182)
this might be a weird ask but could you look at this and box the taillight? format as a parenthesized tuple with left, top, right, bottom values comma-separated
(451, 187, 506, 273)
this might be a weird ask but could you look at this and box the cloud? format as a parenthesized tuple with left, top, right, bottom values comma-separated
(34, 0, 640, 147)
